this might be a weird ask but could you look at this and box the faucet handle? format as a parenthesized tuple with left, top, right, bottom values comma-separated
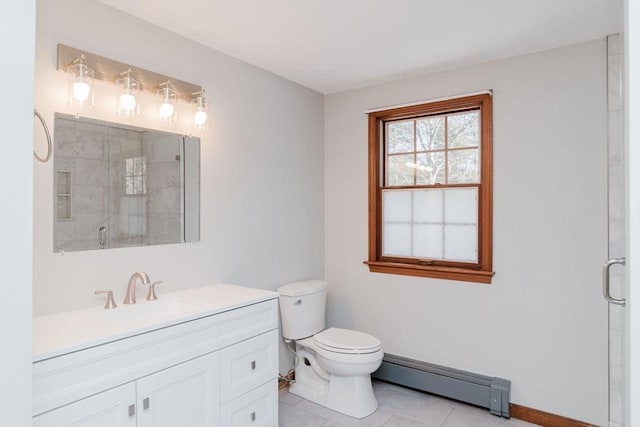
(95, 289, 117, 309)
(147, 281, 163, 301)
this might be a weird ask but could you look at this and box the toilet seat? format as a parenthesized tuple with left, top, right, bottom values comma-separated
(314, 327, 381, 354)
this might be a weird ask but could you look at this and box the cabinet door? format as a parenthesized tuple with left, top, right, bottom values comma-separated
(136, 352, 220, 427)
(33, 383, 136, 427)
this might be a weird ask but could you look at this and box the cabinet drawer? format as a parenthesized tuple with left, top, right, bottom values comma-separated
(33, 383, 136, 427)
(221, 379, 278, 427)
(220, 329, 278, 402)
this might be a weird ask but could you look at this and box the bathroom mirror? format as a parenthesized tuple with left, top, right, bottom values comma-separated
(53, 113, 200, 252)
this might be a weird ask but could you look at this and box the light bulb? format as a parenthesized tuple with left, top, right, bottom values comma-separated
(120, 92, 137, 112)
(73, 80, 90, 103)
(159, 102, 175, 119)
(194, 110, 207, 126)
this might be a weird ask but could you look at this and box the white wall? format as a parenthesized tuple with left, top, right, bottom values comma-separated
(625, 0, 640, 424)
(0, 1, 34, 424)
(325, 41, 608, 424)
(34, 0, 324, 373)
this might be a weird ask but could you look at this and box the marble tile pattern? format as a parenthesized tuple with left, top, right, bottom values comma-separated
(54, 117, 184, 251)
(279, 381, 540, 427)
(606, 33, 625, 426)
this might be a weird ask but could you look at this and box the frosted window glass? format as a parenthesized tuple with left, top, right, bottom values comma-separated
(383, 190, 412, 222)
(444, 225, 478, 262)
(413, 224, 443, 259)
(383, 223, 411, 256)
(413, 189, 443, 223)
(382, 187, 478, 261)
(444, 188, 478, 224)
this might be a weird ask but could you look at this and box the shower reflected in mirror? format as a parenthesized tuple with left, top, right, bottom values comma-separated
(53, 113, 200, 252)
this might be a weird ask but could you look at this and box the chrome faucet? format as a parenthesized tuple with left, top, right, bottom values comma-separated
(123, 272, 151, 304)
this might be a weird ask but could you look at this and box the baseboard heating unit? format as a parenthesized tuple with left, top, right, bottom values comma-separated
(373, 353, 511, 418)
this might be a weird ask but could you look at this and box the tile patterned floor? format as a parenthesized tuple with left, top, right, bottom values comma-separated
(279, 381, 541, 427)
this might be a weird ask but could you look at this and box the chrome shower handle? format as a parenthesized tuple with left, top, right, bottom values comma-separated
(603, 257, 626, 306)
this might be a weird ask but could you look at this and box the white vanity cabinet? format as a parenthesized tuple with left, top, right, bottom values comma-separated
(32, 285, 279, 427)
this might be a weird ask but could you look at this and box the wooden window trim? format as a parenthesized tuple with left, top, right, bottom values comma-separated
(366, 94, 494, 284)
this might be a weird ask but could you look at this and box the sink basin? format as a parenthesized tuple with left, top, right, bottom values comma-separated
(96, 298, 209, 324)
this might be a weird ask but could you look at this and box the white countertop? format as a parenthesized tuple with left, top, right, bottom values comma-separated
(33, 284, 278, 362)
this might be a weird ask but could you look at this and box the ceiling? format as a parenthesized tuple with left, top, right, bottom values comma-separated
(100, 0, 622, 94)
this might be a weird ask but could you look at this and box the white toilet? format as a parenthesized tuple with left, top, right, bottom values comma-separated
(277, 280, 383, 418)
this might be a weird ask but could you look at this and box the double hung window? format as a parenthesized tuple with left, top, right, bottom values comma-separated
(367, 94, 494, 283)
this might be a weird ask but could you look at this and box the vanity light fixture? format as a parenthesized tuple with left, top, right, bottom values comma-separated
(66, 54, 94, 108)
(192, 90, 209, 130)
(116, 69, 140, 116)
(158, 81, 177, 122)
(57, 44, 204, 128)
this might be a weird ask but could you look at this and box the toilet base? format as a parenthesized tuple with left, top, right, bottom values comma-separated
(290, 349, 378, 418)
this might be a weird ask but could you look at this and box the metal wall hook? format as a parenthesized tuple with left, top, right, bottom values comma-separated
(33, 109, 52, 163)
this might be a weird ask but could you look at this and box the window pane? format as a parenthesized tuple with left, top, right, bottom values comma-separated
(444, 224, 477, 262)
(444, 187, 478, 224)
(413, 189, 443, 223)
(448, 148, 479, 184)
(387, 154, 415, 186)
(382, 187, 478, 262)
(387, 121, 414, 153)
(133, 157, 143, 175)
(416, 151, 445, 185)
(447, 111, 479, 148)
(416, 117, 445, 150)
(133, 176, 144, 194)
(413, 224, 443, 259)
(382, 224, 411, 256)
(125, 176, 134, 195)
(383, 190, 412, 222)
(126, 158, 134, 175)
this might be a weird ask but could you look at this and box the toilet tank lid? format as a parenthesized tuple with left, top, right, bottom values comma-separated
(278, 280, 327, 297)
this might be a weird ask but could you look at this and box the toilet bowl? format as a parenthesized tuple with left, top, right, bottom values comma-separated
(278, 281, 384, 418)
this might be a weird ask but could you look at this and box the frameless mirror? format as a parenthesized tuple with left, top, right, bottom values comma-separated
(53, 113, 200, 252)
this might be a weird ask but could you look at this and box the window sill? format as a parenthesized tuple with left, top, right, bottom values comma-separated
(364, 261, 494, 284)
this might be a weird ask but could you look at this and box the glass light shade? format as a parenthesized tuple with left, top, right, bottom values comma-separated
(72, 80, 91, 102)
(120, 93, 137, 112)
(67, 60, 94, 108)
(159, 102, 175, 119)
(191, 91, 209, 130)
(116, 73, 140, 117)
(157, 84, 177, 122)
(194, 109, 207, 126)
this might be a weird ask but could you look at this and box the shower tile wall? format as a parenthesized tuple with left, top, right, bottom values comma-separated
(607, 33, 625, 427)
(54, 118, 109, 252)
(54, 119, 182, 251)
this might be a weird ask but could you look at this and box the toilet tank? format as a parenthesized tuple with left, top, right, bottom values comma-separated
(277, 280, 327, 340)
